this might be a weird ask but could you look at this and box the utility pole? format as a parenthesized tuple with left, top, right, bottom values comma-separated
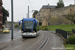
(28, 6, 29, 18)
(74, 0, 75, 5)
(11, 0, 13, 40)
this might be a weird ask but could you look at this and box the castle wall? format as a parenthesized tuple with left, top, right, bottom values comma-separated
(35, 5, 75, 25)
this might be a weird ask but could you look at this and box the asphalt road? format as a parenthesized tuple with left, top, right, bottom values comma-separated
(0, 30, 21, 44)
(0, 30, 65, 50)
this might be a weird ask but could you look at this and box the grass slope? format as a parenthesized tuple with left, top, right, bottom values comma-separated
(65, 44, 75, 50)
(49, 24, 75, 31)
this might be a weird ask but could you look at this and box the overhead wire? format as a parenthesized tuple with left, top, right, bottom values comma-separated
(46, 0, 47, 4)
(28, 0, 34, 10)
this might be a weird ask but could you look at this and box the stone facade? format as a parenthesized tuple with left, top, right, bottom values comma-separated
(51, 5, 75, 18)
(36, 9, 50, 25)
(35, 5, 55, 25)
(50, 5, 75, 25)
(0, 0, 3, 31)
(35, 5, 75, 25)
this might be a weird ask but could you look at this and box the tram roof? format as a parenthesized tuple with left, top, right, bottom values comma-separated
(23, 18, 36, 21)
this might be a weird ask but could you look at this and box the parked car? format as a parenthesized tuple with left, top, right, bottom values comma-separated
(3, 28, 10, 33)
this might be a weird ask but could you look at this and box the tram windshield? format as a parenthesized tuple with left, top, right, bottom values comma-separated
(24, 21, 33, 29)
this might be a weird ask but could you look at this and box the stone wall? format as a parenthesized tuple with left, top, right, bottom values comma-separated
(51, 5, 75, 18)
(36, 9, 50, 25)
(35, 5, 75, 25)
(49, 5, 75, 25)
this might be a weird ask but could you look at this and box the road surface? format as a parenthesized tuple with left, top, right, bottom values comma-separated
(0, 30, 21, 44)
(0, 31, 65, 50)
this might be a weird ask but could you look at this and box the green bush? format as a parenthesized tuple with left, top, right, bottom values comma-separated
(36, 26, 39, 31)
(39, 26, 48, 30)
(20, 27, 22, 29)
(66, 35, 75, 44)
(15, 24, 19, 28)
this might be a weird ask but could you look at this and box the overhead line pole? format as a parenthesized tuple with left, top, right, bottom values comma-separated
(28, 6, 29, 18)
(74, 0, 75, 5)
(11, 0, 14, 40)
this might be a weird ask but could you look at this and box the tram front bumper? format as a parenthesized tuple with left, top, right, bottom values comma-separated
(21, 32, 38, 37)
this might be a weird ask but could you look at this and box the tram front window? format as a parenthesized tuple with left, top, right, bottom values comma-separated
(24, 21, 33, 32)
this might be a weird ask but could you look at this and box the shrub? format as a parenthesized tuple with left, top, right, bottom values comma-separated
(15, 24, 19, 28)
(39, 26, 48, 30)
(36, 26, 39, 31)
(66, 35, 75, 44)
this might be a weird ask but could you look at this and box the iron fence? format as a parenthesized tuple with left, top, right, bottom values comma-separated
(56, 29, 67, 39)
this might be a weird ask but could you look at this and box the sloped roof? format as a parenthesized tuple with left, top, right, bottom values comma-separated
(41, 5, 56, 9)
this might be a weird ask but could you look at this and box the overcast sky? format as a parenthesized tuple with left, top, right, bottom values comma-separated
(2, 0, 74, 22)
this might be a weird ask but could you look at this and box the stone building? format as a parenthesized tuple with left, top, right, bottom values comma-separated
(35, 5, 56, 25)
(0, 0, 3, 31)
(34, 5, 75, 25)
